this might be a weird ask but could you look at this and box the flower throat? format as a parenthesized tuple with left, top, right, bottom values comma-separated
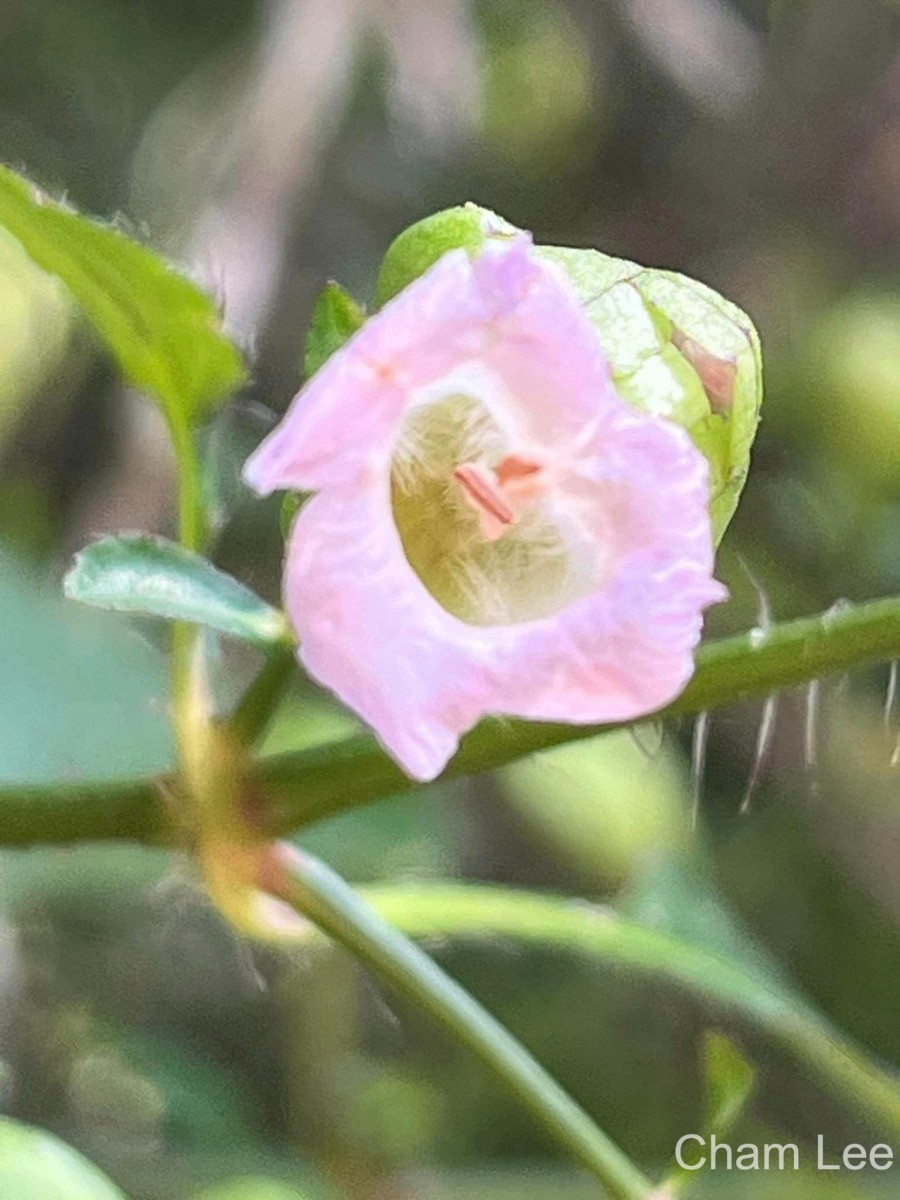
(390, 392, 583, 626)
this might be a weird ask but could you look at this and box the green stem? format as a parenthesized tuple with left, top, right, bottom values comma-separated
(170, 418, 206, 555)
(169, 418, 207, 755)
(270, 848, 655, 1198)
(0, 775, 167, 846)
(230, 645, 296, 748)
(341, 882, 900, 1143)
(4, 593, 900, 844)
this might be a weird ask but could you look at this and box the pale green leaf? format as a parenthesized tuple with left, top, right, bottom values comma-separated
(0, 164, 245, 427)
(541, 249, 763, 543)
(64, 534, 290, 647)
(633, 268, 763, 535)
(537, 244, 641, 298)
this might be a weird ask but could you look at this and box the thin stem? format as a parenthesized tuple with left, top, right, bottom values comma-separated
(169, 418, 208, 756)
(267, 847, 655, 1199)
(344, 883, 900, 1143)
(230, 645, 296, 748)
(170, 418, 206, 555)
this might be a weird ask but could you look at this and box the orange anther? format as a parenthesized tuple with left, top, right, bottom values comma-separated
(495, 454, 542, 485)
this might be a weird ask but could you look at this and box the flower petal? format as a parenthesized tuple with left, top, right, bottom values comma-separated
(284, 406, 723, 780)
(284, 484, 486, 781)
(255, 235, 726, 780)
(243, 247, 491, 495)
(243, 234, 622, 495)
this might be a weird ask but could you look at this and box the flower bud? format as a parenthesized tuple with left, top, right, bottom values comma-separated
(375, 203, 517, 308)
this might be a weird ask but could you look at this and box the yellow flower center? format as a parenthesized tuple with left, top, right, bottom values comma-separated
(390, 392, 595, 626)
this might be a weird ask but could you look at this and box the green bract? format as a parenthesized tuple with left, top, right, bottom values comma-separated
(374, 205, 763, 542)
(304, 280, 366, 379)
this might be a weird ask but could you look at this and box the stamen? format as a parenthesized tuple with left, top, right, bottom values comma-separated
(495, 454, 545, 501)
(453, 463, 515, 541)
(495, 455, 542, 485)
(392, 391, 580, 624)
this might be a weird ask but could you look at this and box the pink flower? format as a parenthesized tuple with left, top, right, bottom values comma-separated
(244, 235, 725, 781)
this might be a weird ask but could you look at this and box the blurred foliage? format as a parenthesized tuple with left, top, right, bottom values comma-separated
(3, 0, 900, 1197)
(193, 1183, 312, 1200)
(478, 0, 599, 175)
(0, 1117, 127, 1199)
(806, 292, 900, 497)
(0, 551, 172, 784)
(0, 161, 245, 447)
(499, 731, 689, 891)
(0, 227, 73, 447)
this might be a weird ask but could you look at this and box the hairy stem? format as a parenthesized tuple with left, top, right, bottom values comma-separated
(258, 593, 900, 832)
(265, 847, 656, 1198)
(4, 594, 900, 844)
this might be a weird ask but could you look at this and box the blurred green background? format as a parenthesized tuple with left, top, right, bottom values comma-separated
(2, 0, 900, 1196)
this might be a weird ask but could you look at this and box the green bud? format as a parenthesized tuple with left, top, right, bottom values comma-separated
(374, 203, 517, 307)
